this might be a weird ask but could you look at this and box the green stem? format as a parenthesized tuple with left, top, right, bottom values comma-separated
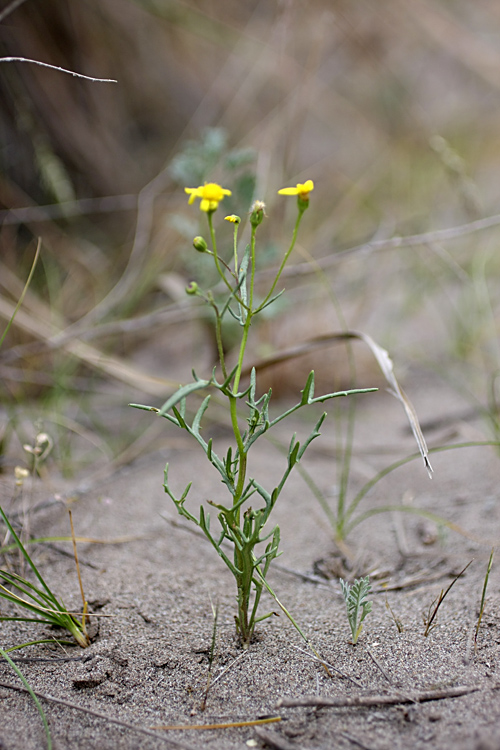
(232, 222, 240, 275)
(212, 303, 228, 379)
(257, 208, 305, 312)
(208, 212, 234, 295)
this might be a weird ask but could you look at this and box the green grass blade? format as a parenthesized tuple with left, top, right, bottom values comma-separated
(0, 507, 58, 604)
(0, 645, 52, 749)
(0, 239, 41, 350)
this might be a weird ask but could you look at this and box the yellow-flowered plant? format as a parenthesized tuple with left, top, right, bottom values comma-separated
(131, 179, 376, 648)
(185, 182, 232, 213)
(278, 179, 314, 200)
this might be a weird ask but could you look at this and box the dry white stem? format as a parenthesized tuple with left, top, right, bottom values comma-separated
(0, 57, 117, 83)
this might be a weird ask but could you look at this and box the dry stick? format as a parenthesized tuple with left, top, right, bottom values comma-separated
(0, 194, 138, 224)
(276, 212, 500, 281)
(277, 684, 481, 709)
(0, 57, 117, 83)
(152, 717, 281, 731)
(0, 0, 28, 22)
(0, 681, 197, 750)
(364, 647, 393, 685)
(206, 650, 248, 691)
(291, 646, 362, 688)
(339, 731, 377, 750)
(424, 560, 473, 637)
(254, 726, 297, 750)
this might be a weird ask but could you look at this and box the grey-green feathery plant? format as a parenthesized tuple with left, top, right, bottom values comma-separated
(131, 180, 376, 648)
(340, 576, 372, 644)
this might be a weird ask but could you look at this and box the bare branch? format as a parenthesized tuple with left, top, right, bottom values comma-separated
(0, 57, 117, 83)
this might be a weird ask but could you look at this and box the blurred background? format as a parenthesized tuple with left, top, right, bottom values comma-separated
(1, 0, 500, 476)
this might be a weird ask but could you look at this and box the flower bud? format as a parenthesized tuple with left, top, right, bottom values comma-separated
(185, 281, 199, 295)
(193, 236, 208, 253)
(250, 200, 266, 228)
(14, 465, 29, 487)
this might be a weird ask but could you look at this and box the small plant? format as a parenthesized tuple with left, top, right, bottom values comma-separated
(131, 180, 377, 647)
(340, 576, 372, 644)
(423, 560, 472, 637)
(475, 549, 494, 651)
(0, 506, 89, 648)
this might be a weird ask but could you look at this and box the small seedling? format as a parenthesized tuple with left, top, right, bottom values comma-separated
(340, 576, 372, 644)
(0, 506, 89, 647)
(385, 595, 404, 633)
(423, 560, 472, 637)
(475, 548, 494, 651)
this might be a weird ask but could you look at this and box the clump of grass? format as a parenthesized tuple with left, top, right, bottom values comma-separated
(340, 576, 372, 645)
(0, 506, 89, 648)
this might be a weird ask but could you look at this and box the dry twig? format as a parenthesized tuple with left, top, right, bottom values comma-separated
(277, 684, 480, 709)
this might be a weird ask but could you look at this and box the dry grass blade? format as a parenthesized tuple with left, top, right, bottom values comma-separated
(242, 329, 432, 475)
(0, 239, 40, 350)
(475, 549, 494, 651)
(0, 294, 175, 395)
(424, 560, 473, 637)
(0, 680, 197, 750)
(253, 726, 296, 750)
(151, 717, 281, 731)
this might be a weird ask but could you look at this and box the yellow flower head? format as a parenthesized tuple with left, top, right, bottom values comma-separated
(278, 179, 314, 200)
(224, 214, 241, 224)
(185, 183, 232, 213)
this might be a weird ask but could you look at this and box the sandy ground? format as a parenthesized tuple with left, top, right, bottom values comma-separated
(1, 374, 499, 750)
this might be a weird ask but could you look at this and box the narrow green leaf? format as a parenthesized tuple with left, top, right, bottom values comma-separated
(300, 371, 315, 405)
(192, 395, 211, 435)
(158, 380, 211, 416)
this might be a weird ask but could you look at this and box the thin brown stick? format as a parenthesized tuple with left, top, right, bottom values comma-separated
(0, 0, 28, 22)
(340, 731, 377, 750)
(152, 717, 281, 731)
(365, 647, 393, 685)
(253, 726, 297, 750)
(68, 510, 88, 642)
(291, 646, 362, 687)
(277, 684, 480, 708)
(276, 212, 500, 281)
(0, 681, 196, 750)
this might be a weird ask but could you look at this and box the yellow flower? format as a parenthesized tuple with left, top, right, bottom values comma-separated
(224, 214, 240, 224)
(185, 183, 232, 213)
(278, 180, 314, 199)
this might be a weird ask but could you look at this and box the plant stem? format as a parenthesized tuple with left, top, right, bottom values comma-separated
(208, 213, 234, 295)
(258, 208, 304, 311)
